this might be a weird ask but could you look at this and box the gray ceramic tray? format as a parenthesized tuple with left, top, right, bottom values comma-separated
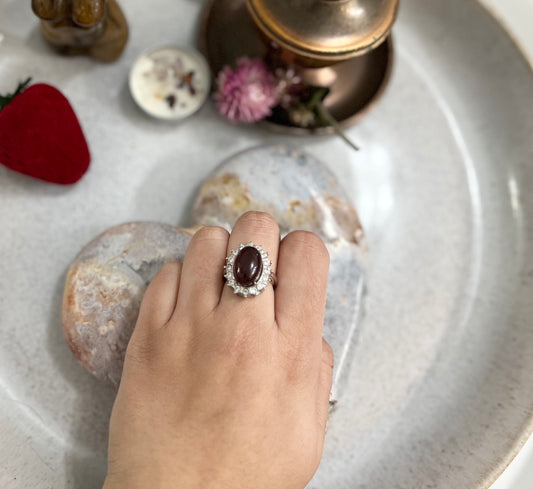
(1, 0, 533, 488)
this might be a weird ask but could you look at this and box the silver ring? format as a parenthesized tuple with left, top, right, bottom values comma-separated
(224, 242, 277, 297)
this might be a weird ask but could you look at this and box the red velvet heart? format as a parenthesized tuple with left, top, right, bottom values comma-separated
(0, 81, 90, 184)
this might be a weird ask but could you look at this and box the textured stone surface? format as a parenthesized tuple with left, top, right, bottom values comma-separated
(62, 222, 192, 387)
(193, 146, 365, 246)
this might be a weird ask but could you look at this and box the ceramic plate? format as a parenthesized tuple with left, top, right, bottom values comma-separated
(1, 0, 533, 488)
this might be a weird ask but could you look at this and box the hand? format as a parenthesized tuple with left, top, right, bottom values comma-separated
(102, 211, 333, 489)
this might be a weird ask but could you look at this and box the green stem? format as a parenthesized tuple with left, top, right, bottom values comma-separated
(315, 100, 360, 151)
(0, 78, 32, 111)
(307, 86, 329, 111)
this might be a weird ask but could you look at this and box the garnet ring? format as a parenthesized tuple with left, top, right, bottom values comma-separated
(224, 243, 277, 298)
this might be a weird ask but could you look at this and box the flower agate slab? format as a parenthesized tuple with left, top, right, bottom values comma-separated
(62, 222, 192, 387)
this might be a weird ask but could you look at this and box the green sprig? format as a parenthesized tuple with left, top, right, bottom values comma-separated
(315, 100, 360, 152)
(306, 86, 360, 152)
(0, 78, 32, 111)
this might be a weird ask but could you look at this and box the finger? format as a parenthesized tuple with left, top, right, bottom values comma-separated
(32, 0, 66, 20)
(219, 211, 280, 319)
(317, 338, 334, 432)
(275, 231, 329, 347)
(135, 262, 182, 332)
(174, 226, 229, 320)
(72, 0, 105, 27)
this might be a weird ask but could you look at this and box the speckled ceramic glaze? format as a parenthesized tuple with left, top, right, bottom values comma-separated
(1, 0, 533, 488)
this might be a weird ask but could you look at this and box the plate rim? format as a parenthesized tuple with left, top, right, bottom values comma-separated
(425, 1, 533, 487)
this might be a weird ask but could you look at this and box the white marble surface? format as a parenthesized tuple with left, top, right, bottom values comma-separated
(482, 1, 533, 486)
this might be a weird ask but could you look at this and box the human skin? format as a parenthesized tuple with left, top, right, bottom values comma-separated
(102, 211, 333, 489)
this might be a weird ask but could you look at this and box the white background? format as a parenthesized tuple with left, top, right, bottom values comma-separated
(480, 1, 533, 488)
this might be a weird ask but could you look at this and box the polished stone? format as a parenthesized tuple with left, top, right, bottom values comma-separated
(234, 246, 263, 287)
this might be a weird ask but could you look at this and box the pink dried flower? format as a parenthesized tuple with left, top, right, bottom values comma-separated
(215, 57, 278, 123)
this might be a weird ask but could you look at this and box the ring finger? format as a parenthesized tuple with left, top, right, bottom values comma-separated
(219, 211, 280, 320)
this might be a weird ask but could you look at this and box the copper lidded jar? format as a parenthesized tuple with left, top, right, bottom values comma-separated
(246, 0, 399, 66)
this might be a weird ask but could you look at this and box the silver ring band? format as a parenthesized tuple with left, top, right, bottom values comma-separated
(268, 270, 278, 288)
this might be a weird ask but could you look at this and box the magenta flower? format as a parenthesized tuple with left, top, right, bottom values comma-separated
(215, 57, 278, 123)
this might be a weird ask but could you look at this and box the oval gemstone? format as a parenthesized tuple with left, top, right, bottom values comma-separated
(234, 246, 263, 287)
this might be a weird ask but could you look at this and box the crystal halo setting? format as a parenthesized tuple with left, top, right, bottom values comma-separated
(224, 242, 275, 297)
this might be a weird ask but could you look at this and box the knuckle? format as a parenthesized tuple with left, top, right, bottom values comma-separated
(158, 261, 181, 277)
(285, 354, 314, 385)
(278, 331, 316, 381)
(125, 331, 159, 368)
(145, 262, 181, 307)
(221, 322, 263, 359)
(239, 211, 280, 235)
(204, 315, 273, 368)
(192, 225, 230, 244)
(284, 231, 329, 264)
(223, 330, 254, 359)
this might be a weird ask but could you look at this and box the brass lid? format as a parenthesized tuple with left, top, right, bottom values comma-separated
(246, 0, 399, 61)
